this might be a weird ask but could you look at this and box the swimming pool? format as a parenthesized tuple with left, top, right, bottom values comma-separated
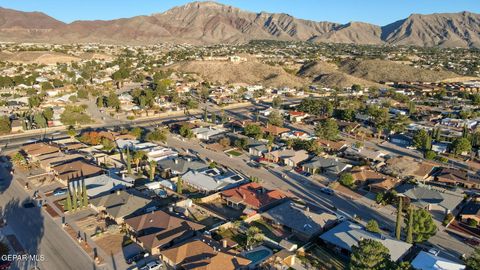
(243, 246, 273, 265)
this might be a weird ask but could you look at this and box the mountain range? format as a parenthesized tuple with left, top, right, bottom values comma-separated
(0, 1, 479, 48)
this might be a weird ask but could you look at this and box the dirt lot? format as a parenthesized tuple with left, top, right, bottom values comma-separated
(94, 232, 126, 255)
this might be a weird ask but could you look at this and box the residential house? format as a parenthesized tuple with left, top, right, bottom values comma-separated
(21, 143, 60, 161)
(459, 198, 480, 224)
(389, 134, 412, 147)
(89, 189, 153, 223)
(261, 201, 337, 241)
(181, 168, 247, 193)
(264, 149, 309, 167)
(343, 147, 386, 162)
(411, 251, 465, 270)
(383, 156, 435, 181)
(192, 127, 227, 141)
(302, 156, 351, 177)
(145, 146, 179, 162)
(319, 221, 412, 262)
(350, 167, 400, 193)
(221, 183, 287, 214)
(281, 131, 314, 141)
(52, 159, 103, 185)
(157, 157, 207, 178)
(262, 124, 290, 137)
(288, 111, 308, 123)
(395, 183, 463, 214)
(124, 210, 204, 255)
(70, 174, 134, 198)
(433, 167, 480, 188)
(160, 236, 251, 270)
(315, 139, 347, 153)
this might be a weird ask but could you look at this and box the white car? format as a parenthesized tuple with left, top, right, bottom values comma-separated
(140, 260, 162, 270)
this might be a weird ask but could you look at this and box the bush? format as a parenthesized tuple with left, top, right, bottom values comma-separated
(469, 219, 478, 228)
(425, 150, 436, 160)
(339, 173, 355, 188)
(443, 213, 454, 226)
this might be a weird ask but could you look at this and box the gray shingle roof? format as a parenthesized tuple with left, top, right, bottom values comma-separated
(320, 221, 412, 262)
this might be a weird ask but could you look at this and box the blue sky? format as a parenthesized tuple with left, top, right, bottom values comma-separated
(0, 0, 478, 25)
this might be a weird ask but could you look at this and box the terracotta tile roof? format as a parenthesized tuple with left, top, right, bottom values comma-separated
(125, 210, 204, 250)
(289, 111, 306, 116)
(161, 237, 250, 270)
(315, 139, 347, 151)
(52, 159, 103, 181)
(261, 124, 290, 135)
(221, 183, 287, 210)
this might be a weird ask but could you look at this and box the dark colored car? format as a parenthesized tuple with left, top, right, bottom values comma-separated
(320, 187, 334, 195)
(126, 251, 146, 264)
(22, 201, 36, 208)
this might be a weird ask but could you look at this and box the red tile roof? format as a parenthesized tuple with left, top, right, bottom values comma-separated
(221, 183, 286, 210)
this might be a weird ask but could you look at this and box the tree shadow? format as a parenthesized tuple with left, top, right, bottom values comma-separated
(1, 197, 44, 270)
(0, 155, 13, 194)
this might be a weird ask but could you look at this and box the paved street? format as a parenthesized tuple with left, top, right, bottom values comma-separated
(0, 165, 105, 270)
(166, 136, 473, 262)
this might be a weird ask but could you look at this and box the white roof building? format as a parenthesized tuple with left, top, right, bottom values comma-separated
(411, 251, 465, 270)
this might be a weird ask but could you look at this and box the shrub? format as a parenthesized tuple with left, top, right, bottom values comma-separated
(442, 213, 454, 226)
(469, 219, 478, 228)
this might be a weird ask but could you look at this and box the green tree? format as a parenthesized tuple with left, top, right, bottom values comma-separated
(126, 147, 132, 174)
(129, 127, 143, 139)
(315, 118, 339, 140)
(395, 196, 403, 240)
(0, 116, 11, 135)
(177, 178, 183, 194)
(43, 107, 54, 121)
(180, 124, 194, 139)
(406, 206, 414, 244)
(412, 129, 432, 153)
(246, 226, 264, 249)
(339, 173, 354, 188)
(406, 208, 437, 243)
(244, 124, 263, 139)
(451, 137, 472, 156)
(65, 189, 72, 212)
(466, 248, 480, 270)
(350, 239, 392, 270)
(72, 188, 77, 211)
(133, 151, 146, 173)
(267, 110, 284, 127)
(146, 128, 168, 143)
(272, 96, 282, 109)
(66, 126, 76, 138)
(149, 160, 157, 181)
(82, 181, 88, 207)
(366, 219, 380, 233)
(107, 91, 120, 110)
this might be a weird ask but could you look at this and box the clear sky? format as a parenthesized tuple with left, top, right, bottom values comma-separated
(0, 0, 479, 25)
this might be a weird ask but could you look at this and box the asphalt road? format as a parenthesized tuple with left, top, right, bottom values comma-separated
(166, 136, 473, 262)
(0, 166, 103, 270)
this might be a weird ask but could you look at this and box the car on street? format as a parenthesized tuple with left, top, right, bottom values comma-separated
(140, 260, 162, 270)
(320, 187, 334, 195)
(126, 251, 146, 264)
(53, 188, 67, 196)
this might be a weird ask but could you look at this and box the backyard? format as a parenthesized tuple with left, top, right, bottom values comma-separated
(298, 244, 348, 270)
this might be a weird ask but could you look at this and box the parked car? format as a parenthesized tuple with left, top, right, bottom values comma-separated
(126, 251, 146, 264)
(140, 260, 162, 270)
(320, 187, 334, 195)
(22, 201, 36, 208)
(53, 188, 67, 196)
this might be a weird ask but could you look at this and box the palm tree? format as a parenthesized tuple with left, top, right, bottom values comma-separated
(149, 160, 157, 181)
(133, 151, 146, 173)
